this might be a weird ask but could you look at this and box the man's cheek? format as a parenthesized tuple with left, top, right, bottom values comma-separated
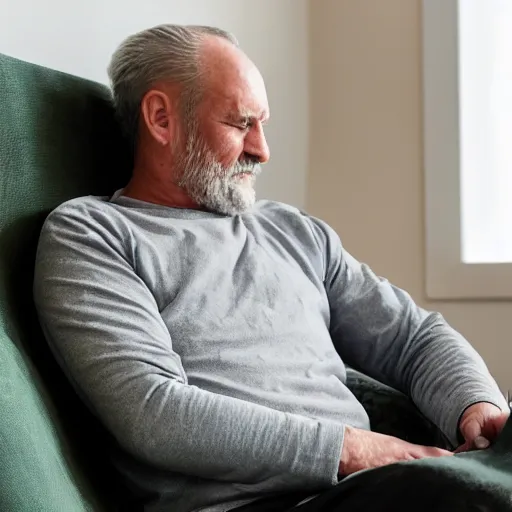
(216, 134, 244, 163)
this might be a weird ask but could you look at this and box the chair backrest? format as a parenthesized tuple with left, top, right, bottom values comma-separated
(0, 53, 131, 511)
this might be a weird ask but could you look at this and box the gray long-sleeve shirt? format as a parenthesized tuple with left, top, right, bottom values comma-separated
(33, 194, 506, 512)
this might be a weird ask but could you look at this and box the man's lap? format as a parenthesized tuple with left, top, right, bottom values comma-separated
(233, 450, 512, 511)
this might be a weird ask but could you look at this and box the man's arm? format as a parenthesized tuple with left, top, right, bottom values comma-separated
(307, 215, 508, 447)
(33, 205, 344, 489)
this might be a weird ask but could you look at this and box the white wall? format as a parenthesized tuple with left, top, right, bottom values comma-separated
(309, 0, 512, 390)
(0, 0, 309, 208)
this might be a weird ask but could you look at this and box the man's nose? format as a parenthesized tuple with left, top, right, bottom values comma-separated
(244, 123, 270, 164)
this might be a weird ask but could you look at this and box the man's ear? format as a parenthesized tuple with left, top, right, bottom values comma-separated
(140, 89, 175, 146)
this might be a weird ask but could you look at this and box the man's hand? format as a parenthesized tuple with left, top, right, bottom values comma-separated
(339, 426, 452, 476)
(456, 402, 510, 453)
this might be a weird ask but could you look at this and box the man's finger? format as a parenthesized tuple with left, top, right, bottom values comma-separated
(456, 435, 490, 453)
(454, 442, 471, 454)
(473, 436, 490, 450)
(460, 418, 482, 442)
(422, 446, 453, 458)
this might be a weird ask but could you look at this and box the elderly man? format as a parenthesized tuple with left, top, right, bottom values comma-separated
(34, 25, 509, 512)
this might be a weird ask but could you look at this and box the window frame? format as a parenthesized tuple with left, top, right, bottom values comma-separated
(423, 0, 512, 299)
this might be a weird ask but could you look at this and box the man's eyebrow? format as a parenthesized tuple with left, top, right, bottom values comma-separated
(234, 110, 270, 124)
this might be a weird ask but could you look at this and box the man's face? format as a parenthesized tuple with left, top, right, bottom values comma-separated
(175, 44, 270, 216)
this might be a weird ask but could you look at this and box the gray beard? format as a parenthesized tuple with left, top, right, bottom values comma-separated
(176, 130, 261, 216)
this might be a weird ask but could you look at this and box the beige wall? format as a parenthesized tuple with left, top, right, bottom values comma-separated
(309, 0, 512, 389)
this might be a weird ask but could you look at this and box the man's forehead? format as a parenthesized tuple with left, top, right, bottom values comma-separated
(200, 41, 269, 120)
(214, 87, 269, 120)
(204, 86, 268, 121)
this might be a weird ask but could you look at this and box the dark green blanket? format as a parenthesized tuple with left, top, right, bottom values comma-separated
(242, 372, 512, 511)
(337, 370, 512, 510)
(308, 417, 512, 511)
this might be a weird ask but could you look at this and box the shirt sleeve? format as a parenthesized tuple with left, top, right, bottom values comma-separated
(33, 204, 344, 490)
(307, 214, 507, 447)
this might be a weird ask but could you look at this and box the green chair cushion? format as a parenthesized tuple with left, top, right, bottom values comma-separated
(0, 52, 130, 511)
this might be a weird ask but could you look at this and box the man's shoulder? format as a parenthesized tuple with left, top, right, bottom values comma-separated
(253, 200, 308, 222)
(49, 194, 111, 218)
(253, 200, 333, 236)
(253, 200, 342, 254)
(45, 194, 122, 225)
(38, 195, 133, 262)
(42, 194, 123, 240)
(252, 200, 326, 246)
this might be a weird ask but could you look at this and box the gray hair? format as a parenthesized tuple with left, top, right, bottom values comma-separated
(107, 24, 238, 149)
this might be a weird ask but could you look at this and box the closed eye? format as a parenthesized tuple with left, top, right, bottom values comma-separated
(227, 114, 259, 130)
(222, 121, 250, 131)
(236, 119, 253, 130)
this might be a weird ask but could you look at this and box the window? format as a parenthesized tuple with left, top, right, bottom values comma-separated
(423, 0, 512, 299)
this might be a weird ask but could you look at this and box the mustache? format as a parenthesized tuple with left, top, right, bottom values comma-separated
(229, 160, 262, 178)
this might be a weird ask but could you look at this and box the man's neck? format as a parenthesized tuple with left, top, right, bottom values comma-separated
(122, 170, 201, 210)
